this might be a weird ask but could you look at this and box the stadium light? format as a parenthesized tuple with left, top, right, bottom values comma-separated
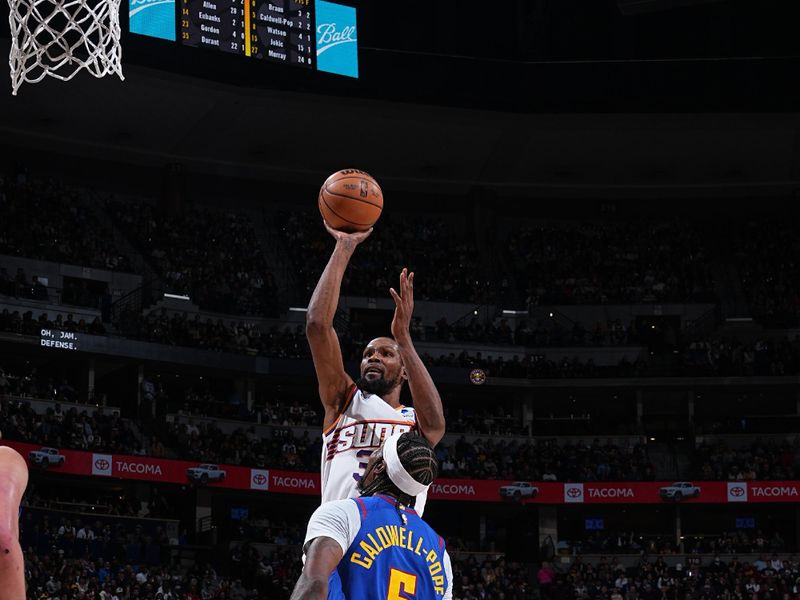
(289, 307, 309, 312)
(502, 310, 527, 316)
(163, 293, 190, 301)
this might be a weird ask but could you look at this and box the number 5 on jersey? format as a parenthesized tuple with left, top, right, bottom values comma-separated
(388, 568, 417, 599)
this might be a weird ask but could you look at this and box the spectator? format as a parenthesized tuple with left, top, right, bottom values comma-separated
(537, 561, 555, 598)
(111, 202, 277, 316)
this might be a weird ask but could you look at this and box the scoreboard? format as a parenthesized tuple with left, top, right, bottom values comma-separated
(182, 0, 314, 68)
(129, 0, 358, 77)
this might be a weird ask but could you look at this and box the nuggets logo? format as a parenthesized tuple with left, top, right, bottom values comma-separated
(469, 369, 486, 385)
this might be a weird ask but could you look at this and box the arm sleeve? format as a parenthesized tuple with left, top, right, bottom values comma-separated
(443, 550, 454, 600)
(303, 499, 362, 556)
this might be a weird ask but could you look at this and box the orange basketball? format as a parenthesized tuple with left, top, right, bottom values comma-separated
(318, 169, 383, 233)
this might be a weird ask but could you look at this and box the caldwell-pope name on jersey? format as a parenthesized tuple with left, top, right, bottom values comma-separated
(350, 524, 447, 595)
(326, 420, 414, 458)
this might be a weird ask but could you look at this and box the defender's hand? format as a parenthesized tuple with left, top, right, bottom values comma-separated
(390, 268, 414, 342)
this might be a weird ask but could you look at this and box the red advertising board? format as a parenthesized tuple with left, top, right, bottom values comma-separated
(6, 441, 800, 504)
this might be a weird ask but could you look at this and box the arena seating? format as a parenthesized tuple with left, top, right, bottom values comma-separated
(453, 554, 533, 600)
(111, 201, 278, 316)
(0, 308, 106, 337)
(437, 437, 655, 481)
(553, 553, 800, 599)
(0, 394, 142, 456)
(691, 438, 800, 481)
(0, 170, 130, 271)
(6, 359, 800, 483)
(505, 220, 715, 306)
(275, 210, 495, 303)
(163, 418, 321, 472)
(431, 315, 639, 347)
(734, 220, 800, 327)
(561, 528, 788, 555)
(24, 552, 263, 599)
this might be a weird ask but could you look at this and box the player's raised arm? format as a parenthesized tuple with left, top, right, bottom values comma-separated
(306, 221, 372, 430)
(290, 536, 343, 600)
(390, 268, 446, 446)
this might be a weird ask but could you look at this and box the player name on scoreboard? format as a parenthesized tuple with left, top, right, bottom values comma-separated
(181, 0, 314, 67)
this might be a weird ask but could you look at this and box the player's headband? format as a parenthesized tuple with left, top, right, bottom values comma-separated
(382, 433, 429, 497)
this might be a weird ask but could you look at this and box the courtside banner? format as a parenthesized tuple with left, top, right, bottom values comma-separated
(559, 482, 725, 504)
(428, 480, 563, 503)
(4, 441, 799, 503)
(747, 482, 800, 502)
(2, 440, 318, 496)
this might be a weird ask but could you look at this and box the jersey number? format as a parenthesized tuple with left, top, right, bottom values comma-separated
(388, 568, 417, 599)
(352, 449, 372, 483)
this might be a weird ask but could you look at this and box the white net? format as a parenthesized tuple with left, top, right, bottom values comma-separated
(7, 0, 124, 95)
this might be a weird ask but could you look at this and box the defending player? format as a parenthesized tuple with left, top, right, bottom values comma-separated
(290, 432, 452, 600)
(306, 223, 445, 515)
(0, 444, 28, 600)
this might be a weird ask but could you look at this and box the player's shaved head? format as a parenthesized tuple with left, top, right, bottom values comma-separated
(367, 337, 399, 351)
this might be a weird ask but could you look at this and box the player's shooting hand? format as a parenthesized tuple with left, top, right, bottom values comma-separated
(324, 220, 372, 252)
(390, 268, 414, 343)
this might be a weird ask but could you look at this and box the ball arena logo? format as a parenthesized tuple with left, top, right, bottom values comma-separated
(469, 369, 487, 385)
(315, 0, 358, 78)
(316, 22, 356, 55)
(430, 483, 476, 496)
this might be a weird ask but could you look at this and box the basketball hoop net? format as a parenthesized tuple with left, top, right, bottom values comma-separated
(7, 0, 124, 95)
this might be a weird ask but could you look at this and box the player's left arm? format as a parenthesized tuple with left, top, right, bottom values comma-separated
(290, 537, 343, 600)
(390, 268, 446, 446)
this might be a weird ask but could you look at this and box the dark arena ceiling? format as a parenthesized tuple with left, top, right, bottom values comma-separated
(0, 0, 799, 198)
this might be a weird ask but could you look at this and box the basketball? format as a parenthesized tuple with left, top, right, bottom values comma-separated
(318, 169, 383, 233)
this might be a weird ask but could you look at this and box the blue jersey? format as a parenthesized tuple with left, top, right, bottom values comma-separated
(329, 495, 450, 600)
